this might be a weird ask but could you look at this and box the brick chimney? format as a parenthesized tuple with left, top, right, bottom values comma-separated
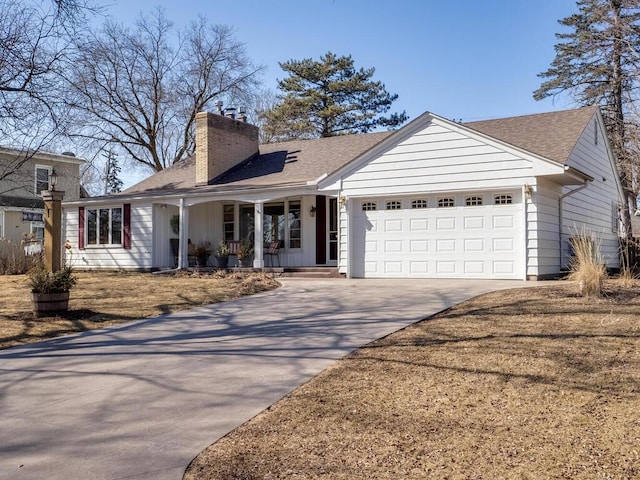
(195, 110, 259, 185)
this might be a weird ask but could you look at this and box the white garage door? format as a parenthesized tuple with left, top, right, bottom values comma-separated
(351, 194, 524, 279)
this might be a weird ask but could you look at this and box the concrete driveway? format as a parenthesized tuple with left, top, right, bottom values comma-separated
(0, 278, 530, 480)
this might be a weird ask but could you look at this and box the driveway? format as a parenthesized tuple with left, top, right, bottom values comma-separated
(0, 278, 532, 480)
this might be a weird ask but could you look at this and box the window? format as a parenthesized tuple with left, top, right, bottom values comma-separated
(411, 199, 428, 209)
(594, 119, 598, 145)
(263, 203, 285, 245)
(465, 196, 483, 206)
(223, 205, 234, 242)
(31, 222, 44, 242)
(288, 200, 301, 248)
(0, 211, 3, 238)
(494, 194, 513, 205)
(438, 197, 455, 208)
(86, 207, 122, 245)
(35, 166, 51, 196)
(362, 202, 377, 211)
(386, 200, 402, 210)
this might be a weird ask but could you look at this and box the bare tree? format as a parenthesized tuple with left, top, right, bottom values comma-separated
(0, 0, 96, 193)
(66, 9, 263, 173)
(534, 0, 640, 237)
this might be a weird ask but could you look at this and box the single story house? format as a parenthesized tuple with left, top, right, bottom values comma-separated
(62, 105, 623, 279)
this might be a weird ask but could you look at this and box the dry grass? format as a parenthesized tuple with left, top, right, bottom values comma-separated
(0, 271, 279, 349)
(567, 233, 607, 298)
(185, 279, 640, 480)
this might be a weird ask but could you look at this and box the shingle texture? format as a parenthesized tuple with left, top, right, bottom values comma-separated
(464, 106, 598, 164)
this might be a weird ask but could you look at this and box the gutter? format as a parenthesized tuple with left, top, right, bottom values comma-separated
(558, 178, 592, 269)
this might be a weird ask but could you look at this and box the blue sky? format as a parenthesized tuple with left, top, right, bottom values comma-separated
(105, 0, 579, 122)
(100, 0, 580, 185)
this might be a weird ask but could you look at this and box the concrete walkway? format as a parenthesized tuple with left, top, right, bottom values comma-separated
(0, 278, 532, 480)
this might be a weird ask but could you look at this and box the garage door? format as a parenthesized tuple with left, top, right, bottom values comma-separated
(351, 194, 524, 279)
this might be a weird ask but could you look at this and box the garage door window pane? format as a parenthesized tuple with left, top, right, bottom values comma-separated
(437, 198, 455, 208)
(386, 200, 402, 210)
(465, 196, 483, 206)
(411, 199, 428, 209)
(494, 194, 513, 205)
(362, 202, 377, 211)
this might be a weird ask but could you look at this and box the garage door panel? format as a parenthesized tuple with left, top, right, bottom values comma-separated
(464, 238, 484, 252)
(436, 217, 455, 230)
(384, 219, 403, 231)
(493, 215, 514, 229)
(436, 239, 456, 252)
(464, 216, 484, 229)
(410, 239, 428, 252)
(385, 240, 402, 253)
(410, 218, 428, 231)
(464, 261, 484, 274)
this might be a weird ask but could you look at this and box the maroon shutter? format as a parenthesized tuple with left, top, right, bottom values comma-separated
(123, 203, 131, 249)
(78, 207, 85, 250)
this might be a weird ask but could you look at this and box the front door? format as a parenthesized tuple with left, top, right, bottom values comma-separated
(328, 197, 338, 263)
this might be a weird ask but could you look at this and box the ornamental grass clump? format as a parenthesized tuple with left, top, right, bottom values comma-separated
(0, 237, 37, 274)
(28, 265, 77, 293)
(567, 230, 606, 298)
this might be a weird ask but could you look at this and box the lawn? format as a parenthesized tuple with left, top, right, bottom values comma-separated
(184, 279, 640, 480)
(0, 271, 279, 349)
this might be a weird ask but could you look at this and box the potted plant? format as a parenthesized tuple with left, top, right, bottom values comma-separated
(215, 241, 229, 269)
(236, 241, 254, 268)
(29, 264, 77, 317)
(193, 241, 211, 267)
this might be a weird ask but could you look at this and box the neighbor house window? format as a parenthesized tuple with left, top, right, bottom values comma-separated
(31, 222, 44, 242)
(411, 199, 428, 209)
(0, 211, 4, 238)
(288, 200, 301, 248)
(86, 207, 122, 245)
(263, 203, 285, 245)
(362, 202, 377, 211)
(35, 165, 51, 196)
(386, 200, 402, 210)
(494, 194, 513, 205)
(465, 196, 483, 206)
(223, 204, 235, 242)
(438, 197, 455, 208)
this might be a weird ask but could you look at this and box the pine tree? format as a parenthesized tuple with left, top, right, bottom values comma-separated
(261, 52, 408, 141)
(534, 0, 640, 237)
(103, 151, 123, 194)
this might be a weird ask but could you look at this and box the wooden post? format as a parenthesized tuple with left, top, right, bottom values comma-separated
(42, 190, 65, 272)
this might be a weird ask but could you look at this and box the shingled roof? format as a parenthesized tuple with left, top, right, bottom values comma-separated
(464, 106, 598, 164)
(121, 107, 599, 196)
(123, 131, 392, 195)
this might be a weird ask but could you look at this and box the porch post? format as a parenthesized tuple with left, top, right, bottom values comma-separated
(178, 198, 189, 269)
(253, 201, 264, 268)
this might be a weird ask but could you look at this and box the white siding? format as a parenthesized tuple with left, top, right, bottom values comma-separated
(563, 116, 621, 267)
(526, 178, 562, 277)
(341, 123, 534, 197)
(63, 203, 154, 270)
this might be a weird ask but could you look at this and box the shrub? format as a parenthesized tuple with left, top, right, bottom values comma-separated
(0, 238, 39, 275)
(567, 230, 607, 298)
(28, 264, 77, 293)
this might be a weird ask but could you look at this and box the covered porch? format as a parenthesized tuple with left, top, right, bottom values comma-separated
(153, 191, 339, 270)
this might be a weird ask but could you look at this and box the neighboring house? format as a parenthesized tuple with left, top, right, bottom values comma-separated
(62, 106, 623, 279)
(0, 147, 83, 246)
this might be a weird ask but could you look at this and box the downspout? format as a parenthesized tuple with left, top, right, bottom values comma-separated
(522, 184, 529, 281)
(558, 180, 591, 269)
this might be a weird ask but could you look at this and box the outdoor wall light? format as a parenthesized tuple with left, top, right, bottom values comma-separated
(310, 205, 317, 217)
(50, 168, 58, 191)
(339, 196, 346, 207)
(524, 184, 533, 200)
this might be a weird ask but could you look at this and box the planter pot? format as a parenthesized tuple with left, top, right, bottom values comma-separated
(237, 257, 252, 268)
(196, 256, 208, 267)
(216, 256, 229, 268)
(32, 291, 70, 317)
